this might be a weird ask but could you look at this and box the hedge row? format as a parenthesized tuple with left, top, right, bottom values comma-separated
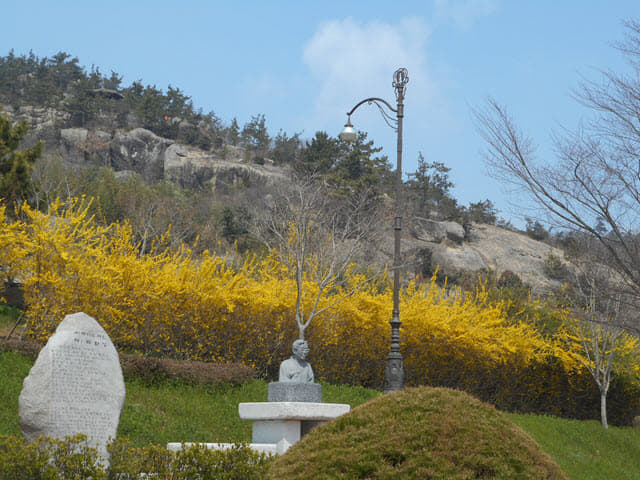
(0, 434, 272, 480)
(403, 338, 640, 425)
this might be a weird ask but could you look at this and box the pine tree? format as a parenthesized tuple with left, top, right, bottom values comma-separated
(331, 132, 391, 198)
(295, 131, 340, 175)
(241, 114, 270, 161)
(227, 118, 241, 146)
(0, 110, 42, 210)
(272, 129, 301, 164)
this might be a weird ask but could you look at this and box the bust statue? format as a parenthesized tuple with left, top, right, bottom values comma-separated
(279, 339, 314, 383)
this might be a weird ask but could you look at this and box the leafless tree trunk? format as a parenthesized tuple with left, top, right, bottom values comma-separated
(253, 174, 382, 340)
(30, 155, 77, 213)
(474, 21, 640, 334)
(564, 260, 628, 428)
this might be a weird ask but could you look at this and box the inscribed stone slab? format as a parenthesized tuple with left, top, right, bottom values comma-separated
(19, 312, 125, 459)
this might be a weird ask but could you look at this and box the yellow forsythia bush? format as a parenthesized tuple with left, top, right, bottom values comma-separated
(1, 199, 306, 375)
(1, 199, 639, 423)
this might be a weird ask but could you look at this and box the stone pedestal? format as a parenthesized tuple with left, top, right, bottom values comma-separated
(267, 382, 322, 402)
(239, 402, 350, 446)
(169, 401, 350, 455)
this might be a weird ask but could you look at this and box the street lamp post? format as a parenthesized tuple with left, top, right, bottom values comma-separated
(339, 68, 409, 393)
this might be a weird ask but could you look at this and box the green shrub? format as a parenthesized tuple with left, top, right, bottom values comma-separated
(0, 434, 273, 479)
(268, 386, 568, 479)
(497, 270, 524, 289)
(0, 434, 105, 480)
(119, 353, 256, 386)
(543, 253, 568, 280)
(405, 338, 640, 425)
(0, 339, 256, 386)
(110, 440, 274, 479)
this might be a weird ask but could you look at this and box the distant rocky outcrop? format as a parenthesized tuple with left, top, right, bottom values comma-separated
(163, 142, 288, 190)
(410, 217, 466, 244)
(401, 220, 571, 295)
(2, 104, 287, 189)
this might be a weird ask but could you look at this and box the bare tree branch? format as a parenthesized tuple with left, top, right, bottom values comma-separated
(473, 22, 640, 309)
(252, 174, 383, 339)
(563, 258, 630, 428)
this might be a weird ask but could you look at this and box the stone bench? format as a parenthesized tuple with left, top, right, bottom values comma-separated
(239, 401, 350, 447)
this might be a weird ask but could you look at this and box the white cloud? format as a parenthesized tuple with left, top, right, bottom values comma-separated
(435, 0, 499, 29)
(302, 17, 434, 132)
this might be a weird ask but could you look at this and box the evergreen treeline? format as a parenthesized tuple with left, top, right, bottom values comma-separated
(0, 50, 224, 149)
(0, 50, 303, 161)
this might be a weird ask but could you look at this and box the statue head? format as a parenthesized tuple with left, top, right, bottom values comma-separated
(292, 339, 309, 361)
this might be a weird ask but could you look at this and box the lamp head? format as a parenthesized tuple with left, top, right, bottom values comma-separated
(339, 117, 357, 143)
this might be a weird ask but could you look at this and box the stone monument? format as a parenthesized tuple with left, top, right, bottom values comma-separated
(168, 339, 350, 455)
(240, 339, 349, 450)
(267, 339, 322, 402)
(19, 312, 126, 460)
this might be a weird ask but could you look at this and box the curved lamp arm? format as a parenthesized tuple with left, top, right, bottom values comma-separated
(346, 96, 398, 117)
(340, 97, 398, 142)
(340, 68, 409, 143)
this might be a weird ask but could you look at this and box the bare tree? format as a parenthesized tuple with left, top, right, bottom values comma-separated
(31, 155, 78, 212)
(253, 174, 382, 340)
(564, 258, 631, 428)
(474, 21, 640, 315)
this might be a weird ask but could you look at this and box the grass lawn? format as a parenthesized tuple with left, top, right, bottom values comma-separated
(0, 305, 21, 338)
(115, 380, 380, 446)
(508, 412, 640, 480)
(0, 350, 32, 435)
(0, 349, 380, 446)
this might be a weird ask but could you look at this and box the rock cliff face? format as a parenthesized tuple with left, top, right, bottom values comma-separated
(400, 220, 569, 295)
(162, 142, 287, 190)
(2, 104, 287, 189)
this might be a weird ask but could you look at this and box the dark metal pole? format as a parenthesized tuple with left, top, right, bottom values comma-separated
(384, 68, 408, 393)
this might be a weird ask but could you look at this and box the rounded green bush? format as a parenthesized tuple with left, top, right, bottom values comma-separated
(268, 386, 568, 480)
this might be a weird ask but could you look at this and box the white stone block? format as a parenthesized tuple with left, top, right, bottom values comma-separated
(252, 419, 301, 444)
(168, 402, 351, 457)
(239, 401, 350, 448)
(239, 402, 350, 421)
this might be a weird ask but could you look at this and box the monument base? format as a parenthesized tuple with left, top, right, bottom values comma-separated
(267, 382, 322, 402)
(168, 402, 350, 455)
(239, 401, 350, 447)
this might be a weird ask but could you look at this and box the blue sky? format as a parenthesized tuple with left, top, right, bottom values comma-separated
(3, 1, 640, 225)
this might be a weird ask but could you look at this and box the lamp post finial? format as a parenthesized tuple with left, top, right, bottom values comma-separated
(393, 68, 409, 103)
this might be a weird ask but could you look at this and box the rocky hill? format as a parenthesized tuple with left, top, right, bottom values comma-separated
(404, 219, 569, 295)
(2, 103, 570, 296)
(2, 104, 287, 191)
